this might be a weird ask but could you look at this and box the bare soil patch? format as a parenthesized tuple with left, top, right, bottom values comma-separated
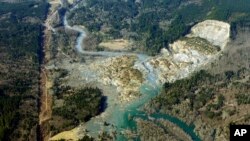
(99, 39, 130, 50)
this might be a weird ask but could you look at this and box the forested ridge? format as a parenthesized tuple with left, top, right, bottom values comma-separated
(0, 1, 48, 140)
(68, 0, 250, 55)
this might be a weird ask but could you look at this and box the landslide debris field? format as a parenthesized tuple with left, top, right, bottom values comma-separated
(1, 0, 250, 141)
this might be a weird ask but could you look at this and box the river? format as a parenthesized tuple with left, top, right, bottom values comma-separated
(61, 1, 201, 140)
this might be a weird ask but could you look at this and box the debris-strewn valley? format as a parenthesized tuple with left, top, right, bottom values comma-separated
(1, 0, 250, 141)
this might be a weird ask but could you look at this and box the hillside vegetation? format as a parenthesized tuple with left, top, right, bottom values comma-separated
(50, 86, 105, 135)
(67, 0, 250, 55)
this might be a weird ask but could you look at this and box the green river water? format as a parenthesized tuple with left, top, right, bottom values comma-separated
(114, 84, 201, 141)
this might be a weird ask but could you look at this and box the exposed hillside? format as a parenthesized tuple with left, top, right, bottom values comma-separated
(146, 27, 250, 141)
(136, 20, 230, 84)
(188, 20, 230, 49)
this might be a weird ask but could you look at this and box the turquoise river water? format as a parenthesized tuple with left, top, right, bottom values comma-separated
(62, 1, 202, 140)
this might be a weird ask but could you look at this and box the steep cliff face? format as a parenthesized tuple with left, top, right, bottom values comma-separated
(188, 20, 230, 49)
(139, 20, 231, 84)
